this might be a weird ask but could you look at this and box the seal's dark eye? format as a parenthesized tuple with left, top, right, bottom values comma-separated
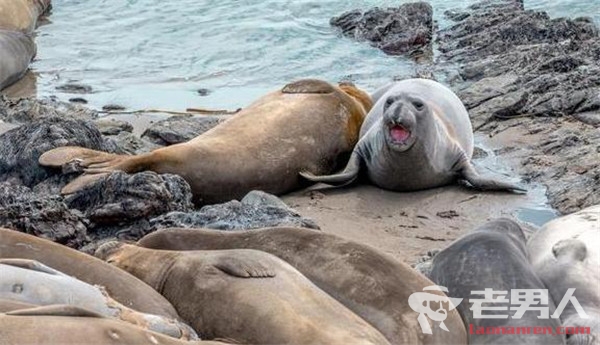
(385, 97, 395, 108)
(413, 100, 424, 110)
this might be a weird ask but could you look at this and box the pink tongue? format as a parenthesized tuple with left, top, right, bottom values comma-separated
(390, 126, 410, 142)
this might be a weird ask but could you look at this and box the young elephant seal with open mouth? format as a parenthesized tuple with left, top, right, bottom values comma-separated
(301, 78, 525, 192)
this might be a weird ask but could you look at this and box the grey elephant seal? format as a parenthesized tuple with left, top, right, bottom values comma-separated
(427, 219, 565, 345)
(39, 79, 373, 205)
(0, 0, 51, 33)
(0, 29, 36, 91)
(0, 305, 229, 345)
(0, 258, 197, 340)
(301, 78, 525, 192)
(96, 242, 391, 345)
(0, 228, 179, 319)
(528, 205, 600, 345)
(137, 227, 467, 345)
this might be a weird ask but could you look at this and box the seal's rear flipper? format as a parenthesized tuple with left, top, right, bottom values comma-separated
(61, 173, 109, 195)
(459, 160, 527, 193)
(214, 255, 276, 278)
(300, 151, 361, 188)
(6, 305, 105, 318)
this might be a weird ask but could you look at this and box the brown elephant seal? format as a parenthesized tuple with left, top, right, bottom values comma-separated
(39, 79, 373, 205)
(96, 242, 391, 345)
(528, 205, 600, 345)
(0, 258, 197, 340)
(137, 227, 467, 345)
(0, 0, 51, 33)
(0, 29, 36, 91)
(0, 305, 230, 345)
(0, 228, 178, 319)
(428, 219, 564, 345)
(301, 78, 525, 192)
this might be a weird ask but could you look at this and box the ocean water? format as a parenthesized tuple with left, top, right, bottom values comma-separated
(32, 0, 600, 110)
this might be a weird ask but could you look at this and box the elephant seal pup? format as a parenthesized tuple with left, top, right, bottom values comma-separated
(0, 0, 51, 33)
(0, 228, 178, 319)
(39, 79, 373, 205)
(96, 242, 391, 345)
(0, 29, 36, 91)
(528, 205, 600, 345)
(0, 305, 229, 345)
(137, 227, 467, 345)
(301, 78, 525, 192)
(0, 259, 197, 340)
(428, 219, 564, 345)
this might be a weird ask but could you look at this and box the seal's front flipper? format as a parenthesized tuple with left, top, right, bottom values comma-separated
(552, 239, 587, 262)
(0, 258, 65, 276)
(459, 160, 527, 193)
(300, 151, 361, 188)
(214, 255, 276, 278)
(7, 305, 105, 318)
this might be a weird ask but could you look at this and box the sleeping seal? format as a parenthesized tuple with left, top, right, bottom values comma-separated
(96, 242, 391, 345)
(528, 205, 600, 345)
(301, 78, 525, 192)
(0, 29, 36, 91)
(427, 219, 565, 345)
(137, 226, 468, 345)
(39, 79, 372, 205)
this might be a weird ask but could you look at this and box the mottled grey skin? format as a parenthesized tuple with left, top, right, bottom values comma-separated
(528, 206, 600, 345)
(428, 219, 565, 345)
(301, 78, 525, 192)
(137, 227, 468, 345)
(0, 259, 197, 340)
(0, 29, 36, 91)
(96, 242, 392, 345)
(0, 305, 228, 345)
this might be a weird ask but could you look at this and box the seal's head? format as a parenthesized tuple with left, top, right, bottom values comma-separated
(381, 93, 427, 152)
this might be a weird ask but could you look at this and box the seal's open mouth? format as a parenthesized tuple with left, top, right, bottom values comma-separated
(389, 124, 411, 143)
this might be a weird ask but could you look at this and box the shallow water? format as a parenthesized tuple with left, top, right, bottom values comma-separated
(33, 0, 599, 110)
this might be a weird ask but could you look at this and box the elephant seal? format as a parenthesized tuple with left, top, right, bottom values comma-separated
(0, 258, 197, 340)
(0, 305, 229, 345)
(528, 205, 600, 345)
(428, 219, 564, 345)
(137, 227, 467, 345)
(0, 0, 51, 33)
(39, 79, 373, 205)
(301, 78, 525, 192)
(0, 228, 178, 319)
(96, 242, 391, 345)
(0, 29, 36, 91)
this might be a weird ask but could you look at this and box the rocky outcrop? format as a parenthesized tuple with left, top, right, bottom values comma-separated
(150, 190, 320, 231)
(141, 114, 227, 146)
(330, 2, 433, 57)
(0, 96, 96, 123)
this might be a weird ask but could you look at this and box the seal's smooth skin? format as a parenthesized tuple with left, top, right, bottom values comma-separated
(0, 29, 35, 91)
(0, 228, 179, 319)
(428, 219, 565, 345)
(528, 205, 600, 345)
(137, 227, 467, 345)
(39, 79, 372, 205)
(301, 78, 525, 192)
(96, 242, 391, 345)
(0, 259, 197, 340)
(0, 305, 229, 345)
(0, 0, 51, 33)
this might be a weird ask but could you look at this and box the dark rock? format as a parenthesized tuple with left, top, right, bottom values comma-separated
(150, 190, 320, 231)
(0, 96, 97, 123)
(56, 83, 93, 94)
(141, 114, 227, 146)
(196, 88, 211, 96)
(0, 117, 114, 187)
(102, 104, 126, 111)
(105, 131, 161, 155)
(69, 97, 88, 104)
(330, 2, 433, 57)
(66, 171, 193, 227)
(94, 118, 133, 136)
(0, 182, 88, 248)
